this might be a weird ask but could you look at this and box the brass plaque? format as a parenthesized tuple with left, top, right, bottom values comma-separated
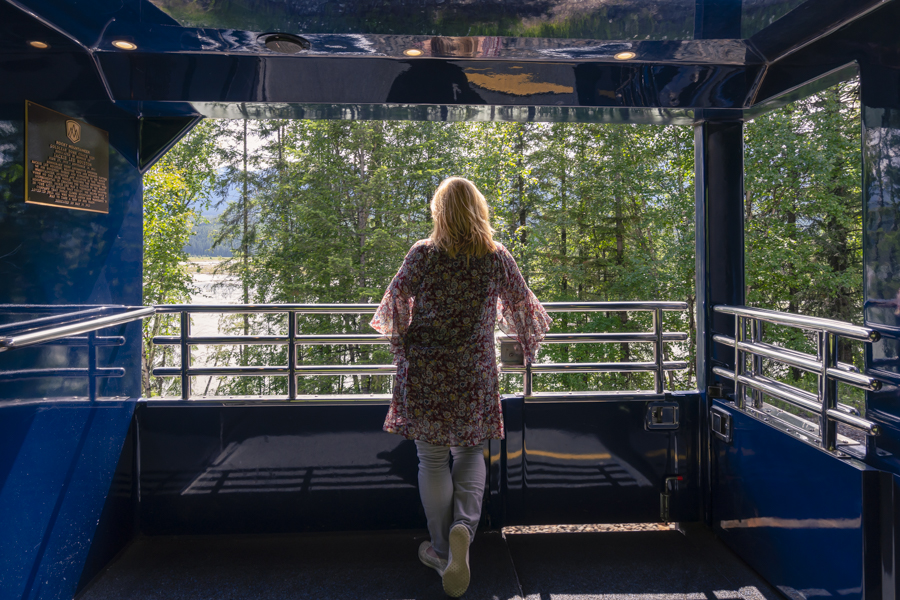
(25, 101, 109, 214)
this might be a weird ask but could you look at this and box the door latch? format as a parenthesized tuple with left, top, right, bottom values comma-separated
(710, 406, 732, 443)
(660, 475, 683, 522)
(645, 401, 679, 430)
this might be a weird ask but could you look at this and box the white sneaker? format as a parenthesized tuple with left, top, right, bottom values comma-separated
(442, 524, 471, 597)
(418, 541, 447, 575)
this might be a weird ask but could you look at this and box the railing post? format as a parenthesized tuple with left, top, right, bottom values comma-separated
(288, 311, 297, 400)
(180, 311, 190, 401)
(734, 315, 745, 408)
(750, 319, 763, 409)
(524, 361, 532, 397)
(654, 308, 665, 394)
(88, 329, 97, 401)
(819, 331, 838, 451)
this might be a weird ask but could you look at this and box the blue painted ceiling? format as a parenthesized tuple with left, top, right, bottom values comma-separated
(1, 0, 897, 128)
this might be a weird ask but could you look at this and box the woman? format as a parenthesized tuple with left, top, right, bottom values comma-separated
(371, 177, 551, 597)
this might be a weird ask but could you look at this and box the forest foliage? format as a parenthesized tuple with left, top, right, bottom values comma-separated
(142, 80, 862, 403)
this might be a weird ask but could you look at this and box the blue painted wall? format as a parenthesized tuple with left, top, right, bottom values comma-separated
(0, 42, 145, 600)
(711, 400, 878, 600)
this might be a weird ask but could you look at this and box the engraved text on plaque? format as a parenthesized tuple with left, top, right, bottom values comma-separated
(25, 101, 110, 214)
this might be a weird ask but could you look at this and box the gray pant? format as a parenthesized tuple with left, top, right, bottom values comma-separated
(414, 440, 487, 560)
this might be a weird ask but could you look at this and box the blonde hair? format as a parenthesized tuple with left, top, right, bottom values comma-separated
(430, 177, 497, 258)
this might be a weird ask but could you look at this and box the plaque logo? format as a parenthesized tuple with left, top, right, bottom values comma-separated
(66, 120, 81, 144)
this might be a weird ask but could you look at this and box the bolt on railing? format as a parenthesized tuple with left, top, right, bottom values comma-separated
(711, 305, 883, 453)
(152, 301, 690, 400)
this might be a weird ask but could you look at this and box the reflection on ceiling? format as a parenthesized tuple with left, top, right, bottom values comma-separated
(149, 0, 696, 40)
(741, 0, 807, 38)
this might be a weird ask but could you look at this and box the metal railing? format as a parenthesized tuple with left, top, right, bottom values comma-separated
(711, 305, 883, 452)
(152, 301, 690, 400)
(0, 306, 155, 399)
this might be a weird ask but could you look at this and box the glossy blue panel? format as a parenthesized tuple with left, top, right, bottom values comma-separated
(76, 420, 136, 594)
(0, 99, 144, 401)
(864, 106, 900, 375)
(137, 403, 429, 534)
(694, 121, 743, 525)
(695, 120, 744, 394)
(504, 393, 699, 526)
(0, 400, 135, 600)
(711, 400, 877, 600)
(95, 50, 763, 110)
(0, 9, 147, 598)
(862, 94, 900, 475)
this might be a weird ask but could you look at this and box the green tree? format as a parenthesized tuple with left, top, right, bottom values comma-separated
(142, 121, 220, 396)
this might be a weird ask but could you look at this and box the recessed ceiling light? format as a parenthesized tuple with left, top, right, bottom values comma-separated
(28, 41, 49, 49)
(261, 33, 311, 54)
(112, 40, 138, 50)
(403, 48, 423, 57)
(614, 51, 636, 60)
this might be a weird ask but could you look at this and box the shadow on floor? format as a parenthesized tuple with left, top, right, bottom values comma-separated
(78, 525, 783, 600)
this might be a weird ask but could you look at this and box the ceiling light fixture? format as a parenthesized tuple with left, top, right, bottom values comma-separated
(261, 34, 311, 54)
(28, 41, 49, 49)
(112, 40, 138, 50)
(403, 48, 423, 57)
(614, 51, 636, 60)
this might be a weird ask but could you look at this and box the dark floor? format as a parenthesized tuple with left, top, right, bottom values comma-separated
(78, 524, 783, 600)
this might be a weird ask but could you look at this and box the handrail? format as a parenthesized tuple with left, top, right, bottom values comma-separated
(153, 332, 691, 346)
(0, 307, 156, 352)
(154, 301, 689, 314)
(0, 306, 113, 334)
(712, 305, 884, 454)
(714, 305, 880, 342)
(151, 301, 691, 400)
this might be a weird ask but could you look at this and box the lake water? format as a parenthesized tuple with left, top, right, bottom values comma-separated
(187, 262, 242, 395)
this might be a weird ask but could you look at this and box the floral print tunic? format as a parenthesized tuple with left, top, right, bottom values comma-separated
(370, 240, 552, 447)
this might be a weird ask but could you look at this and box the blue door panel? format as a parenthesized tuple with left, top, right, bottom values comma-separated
(711, 400, 877, 600)
(506, 393, 700, 526)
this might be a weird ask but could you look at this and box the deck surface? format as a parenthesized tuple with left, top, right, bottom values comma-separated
(78, 524, 782, 600)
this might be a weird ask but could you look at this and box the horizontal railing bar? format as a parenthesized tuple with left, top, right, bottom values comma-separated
(0, 306, 112, 333)
(713, 335, 880, 391)
(504, 361, 689, 374)
(153, 335, 289, 345)
(738, 373, 822, 414)
(541, 301, 689, 312)
(0, 367, 125, 381)
(507, 332, 689, 344)
(825, 409, 880, 435)
(713, 365, 859, 416)
(714, 306, 879, 342)
(154, 366, 291, 376)
(713, 334, 859, 372)
(827, 367, 882, 392)
(713, 366, 821, 413)
(296, 334, 386, 344)
(154, 360, 691, 378)
(153, 365, 398, 376)
(295, 365, 396, 375)
(46, 336, 126, 347)
(155, 301, 690, 315)
(713, 366, 876, 432)
(0, 307, 156, 352)
(157, 304, 378, 314)
(140, 394, 394, 403)
(152, 334, 393, 346)
(156, 332, 692, 347)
